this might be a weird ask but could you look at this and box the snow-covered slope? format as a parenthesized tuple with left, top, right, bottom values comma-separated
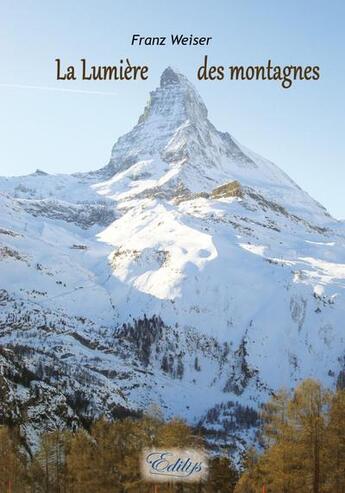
(0, 67, 344, 452)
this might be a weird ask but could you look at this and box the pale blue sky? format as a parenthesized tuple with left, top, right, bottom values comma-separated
(0, 0, 344, 217)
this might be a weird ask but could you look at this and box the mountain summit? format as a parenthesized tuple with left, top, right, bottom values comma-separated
(140, 66, 208, 123)
(160, 66, 188, 86)
(104, 66, 209, 178)
(0, 69, 344, 452)
(104, 68, 328, 224)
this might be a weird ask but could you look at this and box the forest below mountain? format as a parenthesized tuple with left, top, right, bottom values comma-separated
(1, 378, 345, 492)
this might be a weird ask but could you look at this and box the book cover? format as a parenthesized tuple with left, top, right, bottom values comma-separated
(0, 1, 344, 491)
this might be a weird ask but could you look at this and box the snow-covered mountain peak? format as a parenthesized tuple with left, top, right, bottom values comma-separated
(0, 69, 332, 227)
(102, 67, 209, 177)
(138, 66, 208, 125)
(160, 66, 186, 86)
(96, 69, 330, 225)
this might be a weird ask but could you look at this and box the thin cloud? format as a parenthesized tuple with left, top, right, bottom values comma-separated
(0, 83, 117, 96)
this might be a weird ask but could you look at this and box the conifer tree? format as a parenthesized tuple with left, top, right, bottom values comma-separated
(205, 456, 238, 492)
(0, 426, 27, 493)
(33, 429, 69, 493)
(235, 379, 330, 493)
(324, 389, 345, 493)
(234, 448, 260, 493)
(288, 379, 328, 493)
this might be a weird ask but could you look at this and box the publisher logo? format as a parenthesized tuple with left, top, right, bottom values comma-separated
(141, 449, 208, 482)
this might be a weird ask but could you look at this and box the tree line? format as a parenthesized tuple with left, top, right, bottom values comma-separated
(235, 379, 345, 493)
(2, 378, 345, 492)
(0, 409, 237, 492)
